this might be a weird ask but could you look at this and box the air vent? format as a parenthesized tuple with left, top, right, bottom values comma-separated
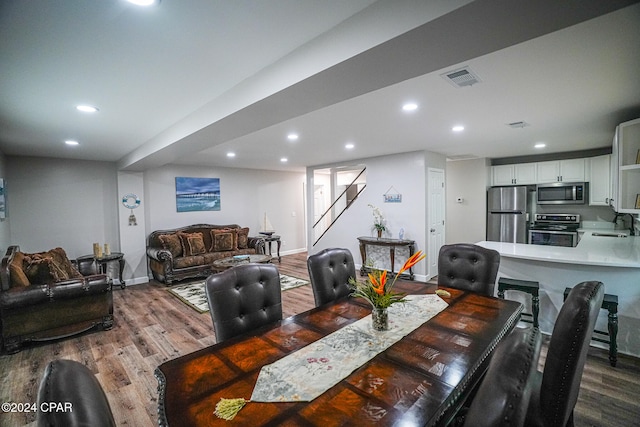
(440, 66, 481, 88)
(507, 121, 530, 129)
(447, 154, 479, 161)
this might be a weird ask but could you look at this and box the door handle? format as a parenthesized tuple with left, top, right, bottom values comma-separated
(430, 228, 436, 233)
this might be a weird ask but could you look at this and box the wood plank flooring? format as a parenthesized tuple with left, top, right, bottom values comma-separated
(0, 252, 638, 426)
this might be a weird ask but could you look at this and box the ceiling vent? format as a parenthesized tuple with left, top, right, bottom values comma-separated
(507, 121, 530, 129)
(446, 154, 479, 161)
(440, 66, 481, 88)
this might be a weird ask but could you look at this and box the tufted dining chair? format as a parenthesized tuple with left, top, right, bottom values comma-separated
(307, 248, 356, 307)
(524, 280, 604, 427)
(205, 263, 282, 343)
(437, 243, 500, 296)
(464, 326, 542, 427)
(37, 359, 116, 427)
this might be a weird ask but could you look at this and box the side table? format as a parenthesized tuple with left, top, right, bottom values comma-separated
(77, 252, 126, 289)
(260, 234, 281, 263)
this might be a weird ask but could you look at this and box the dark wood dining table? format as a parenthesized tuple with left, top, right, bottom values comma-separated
(155, 282, 523, 426)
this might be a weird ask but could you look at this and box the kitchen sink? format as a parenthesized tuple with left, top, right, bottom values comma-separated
(591, 232, 628, 238)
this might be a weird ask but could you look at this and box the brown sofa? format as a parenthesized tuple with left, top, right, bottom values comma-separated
(0, 245, 113, 354)
(146, 224, 265, 284)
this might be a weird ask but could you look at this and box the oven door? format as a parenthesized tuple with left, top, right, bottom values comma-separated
(528, 229, 578, 247)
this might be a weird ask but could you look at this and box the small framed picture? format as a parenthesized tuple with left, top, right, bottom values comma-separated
(635, 194, 640, 209)
(636, 149, 640, 164)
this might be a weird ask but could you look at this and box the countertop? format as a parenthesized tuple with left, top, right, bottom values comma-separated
(477, 231, 640, 268)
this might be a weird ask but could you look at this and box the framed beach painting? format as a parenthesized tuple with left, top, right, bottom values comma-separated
(175, 177, 220, 212)
(0, 178, 5, 219)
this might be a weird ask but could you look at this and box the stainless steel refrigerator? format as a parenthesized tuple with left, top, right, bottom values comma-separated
(487, 186, 528, 243)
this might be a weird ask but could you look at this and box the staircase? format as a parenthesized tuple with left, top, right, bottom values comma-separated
(312, 166, 366, 246)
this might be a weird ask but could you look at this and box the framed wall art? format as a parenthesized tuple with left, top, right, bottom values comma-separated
(0, 178, 5, 219)
(175, 177, 221, 212)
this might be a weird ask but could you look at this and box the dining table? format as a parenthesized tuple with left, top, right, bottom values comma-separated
(155, 281, 523, 426)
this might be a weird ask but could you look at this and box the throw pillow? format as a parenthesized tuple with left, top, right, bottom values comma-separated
(211, 229, 235, 252)
(24, 257, 57, 284)
(236, 227, 250, 249)
(179, 232, 206, 256)
(46, 247, 82, 280)
(159, 234, 183, 258)
(9, 252, 30, 288)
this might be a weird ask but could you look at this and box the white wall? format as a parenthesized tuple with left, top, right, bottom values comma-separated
(309, 150, 446, 280)
(6, 156, 118, 257)
(143, 164, 307, 255)
(117, 171, 148, 285)
(0, 151, 10, 254)
(445, 158, 490, 244)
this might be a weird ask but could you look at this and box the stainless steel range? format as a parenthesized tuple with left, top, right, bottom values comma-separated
(529, 214, 580, 247)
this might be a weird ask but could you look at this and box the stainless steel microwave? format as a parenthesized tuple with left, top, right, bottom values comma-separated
(536, 182, 585, 205)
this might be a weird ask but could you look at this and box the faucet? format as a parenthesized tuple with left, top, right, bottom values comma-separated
(612, 212, 636, 236)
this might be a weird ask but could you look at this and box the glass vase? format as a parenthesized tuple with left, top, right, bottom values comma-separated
(371, 307, 389, 331)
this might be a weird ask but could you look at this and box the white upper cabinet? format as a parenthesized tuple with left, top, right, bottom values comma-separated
(589, 154, 611, 206)
(492, 163, 537, 186)
(536, 159, 585, 183)
(614, 118, 640, 213)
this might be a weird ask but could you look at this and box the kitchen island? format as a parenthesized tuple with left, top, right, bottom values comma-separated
(478, 232, 640, 358)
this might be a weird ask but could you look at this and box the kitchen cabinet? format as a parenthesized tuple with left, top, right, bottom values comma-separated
(614, 118, 640, 213)
(589, 154, 611, 206)
(536, 159, 585, 183)
(610, 127, 619, 210)
(491, 163, 536, 186)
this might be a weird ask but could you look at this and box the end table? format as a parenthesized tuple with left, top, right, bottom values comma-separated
(77, 252, 126, 289)
(261, 235, 281, 263)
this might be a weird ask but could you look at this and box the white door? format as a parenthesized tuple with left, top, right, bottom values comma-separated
(427, 168, 445, 280)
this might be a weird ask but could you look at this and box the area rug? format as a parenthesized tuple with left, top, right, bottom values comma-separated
(167, 274, 310, 313)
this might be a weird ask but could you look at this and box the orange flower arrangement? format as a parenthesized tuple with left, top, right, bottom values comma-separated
(349, 250, 426, 308)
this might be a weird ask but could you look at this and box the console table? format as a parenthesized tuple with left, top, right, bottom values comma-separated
(357, 236, 416, 279)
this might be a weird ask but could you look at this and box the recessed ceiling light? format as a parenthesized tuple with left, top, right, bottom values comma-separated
(534, 143, 546, 149)
(452, 125, 465, 132)
(76, 105, 99, 113)
(345, 143, 355, 150)
(287, 133, 299, 141)
(226, 152, 236, 158)
(126, 0, 159, 6)
(402, 103, 418, 112)
(65, 140, 79, 146)
(280, 157, 288, 163)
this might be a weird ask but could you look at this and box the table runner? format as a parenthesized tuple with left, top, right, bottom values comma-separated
(251, 294, 448, 402)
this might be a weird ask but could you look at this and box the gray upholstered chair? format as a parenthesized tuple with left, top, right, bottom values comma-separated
(307, 248, 356, 307)
(524, 281, 604, 427)
(437, 243, 500, 296)
(205, 263, 282, 343)
(464, 327, 542, 427)
(37, 359, 116, 427)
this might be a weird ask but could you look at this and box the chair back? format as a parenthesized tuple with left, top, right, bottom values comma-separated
(437, 243, 500, 296)
(307, 248, 356, 307)
(37, 359, 116, 427)
(464, 327, 542, 427)
(531, 281, 604, 427)
(205, 263, 282, 342)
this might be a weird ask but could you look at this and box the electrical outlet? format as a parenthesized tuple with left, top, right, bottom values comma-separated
(291, 211, 296, 217)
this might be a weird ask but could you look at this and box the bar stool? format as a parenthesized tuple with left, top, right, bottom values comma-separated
(498, 277, 540, 328)
(563, 287, 618, 367)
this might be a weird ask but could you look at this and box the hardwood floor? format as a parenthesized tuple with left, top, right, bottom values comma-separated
(0, 252, 638, 426)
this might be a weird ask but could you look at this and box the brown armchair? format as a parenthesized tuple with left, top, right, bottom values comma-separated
(0, 245, 113, 354)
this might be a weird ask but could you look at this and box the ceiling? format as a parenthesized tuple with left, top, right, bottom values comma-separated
(1, 0, 639, 173)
